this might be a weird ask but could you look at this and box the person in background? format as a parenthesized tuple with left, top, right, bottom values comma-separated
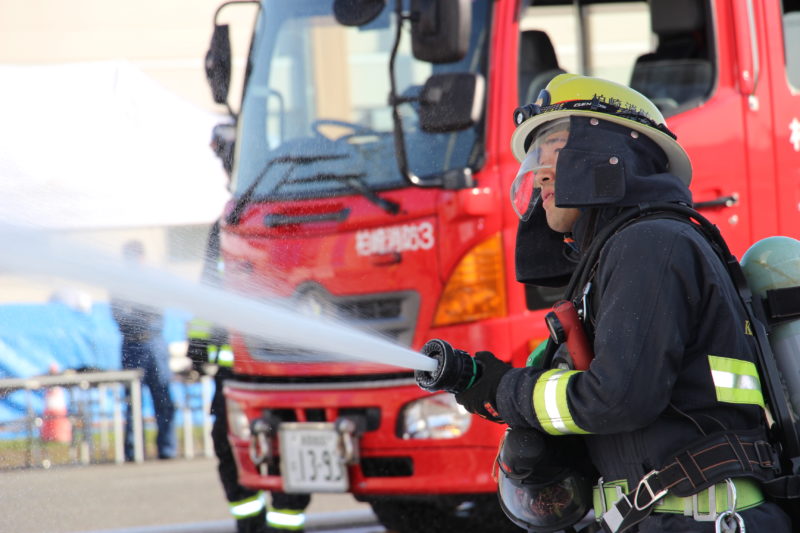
(188, 124, 311, 533)
(186, 221, 270, 533)
(112, 239, 176, 461)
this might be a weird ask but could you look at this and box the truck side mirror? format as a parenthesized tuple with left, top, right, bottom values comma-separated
(333, 0, 386, 26)
(411, 0, 471, 63)
(419, 72, 485, 132)
(205, 24, 232, 105)
(211, 122, 237, 178)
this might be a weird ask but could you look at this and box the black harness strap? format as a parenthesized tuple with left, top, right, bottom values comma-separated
(765, 286, 800, 323)
(763, 473, 800, 500)
(599, 494, 652, 533)
(650, 430, 779, 497)
(598, 430, 779, 532)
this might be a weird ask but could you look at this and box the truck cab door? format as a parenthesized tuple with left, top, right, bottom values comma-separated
(517, 0, 758, 252)
(763, 1, 800, 238)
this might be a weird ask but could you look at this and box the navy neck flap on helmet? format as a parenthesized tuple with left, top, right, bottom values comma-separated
(515, 116, 692, 287)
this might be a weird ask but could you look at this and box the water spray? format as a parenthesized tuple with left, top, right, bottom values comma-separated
(0, 223, 437, 373)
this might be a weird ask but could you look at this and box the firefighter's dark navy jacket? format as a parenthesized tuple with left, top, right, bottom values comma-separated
(496, 116, 768, 488)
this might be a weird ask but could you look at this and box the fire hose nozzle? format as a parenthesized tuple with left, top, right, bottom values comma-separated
(415, 338, 481, 394)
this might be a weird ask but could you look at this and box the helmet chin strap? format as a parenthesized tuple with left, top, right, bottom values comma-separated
(575, 209, 601, 252)
(562, 233, 580, 262)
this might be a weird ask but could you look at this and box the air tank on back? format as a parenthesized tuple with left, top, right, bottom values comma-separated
(741, 236, 800, 417)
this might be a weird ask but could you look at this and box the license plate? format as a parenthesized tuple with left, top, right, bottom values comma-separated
(278, 422, 349, 493)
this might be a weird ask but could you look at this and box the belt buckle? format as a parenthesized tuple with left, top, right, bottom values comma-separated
(597, 477, 626, 518)
(754, 440, 778, 471)
(691, 485, 718, 522)
(598, 477, 609, 516)
(634, 470, 668, 511)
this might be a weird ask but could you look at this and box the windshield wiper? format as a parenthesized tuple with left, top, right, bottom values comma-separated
(226, 154, 347, 225)
(280, 171, 400, 215)
(345, 175, 401, 215)
(314, 173, 401, 215)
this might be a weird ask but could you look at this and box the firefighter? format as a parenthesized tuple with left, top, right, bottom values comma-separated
(189, 191, 311, 531)
(196, 123, 311, 533)
(452, 74, 791, 532)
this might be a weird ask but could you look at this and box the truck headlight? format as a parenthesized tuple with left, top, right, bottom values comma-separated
(400, 393, 472, 439)
(226, 397, 251, 441)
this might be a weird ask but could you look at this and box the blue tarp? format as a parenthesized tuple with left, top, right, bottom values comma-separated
(0, 302, 123, 378)
(0, 302, 199, 437)
(0, 302, 190, 378)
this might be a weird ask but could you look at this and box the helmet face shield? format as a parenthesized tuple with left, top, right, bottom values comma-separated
(510, 149, 542, 222)
(493, 427, 592, 533)
(497, 467, 590, 532)
(510, 119, 570, 221)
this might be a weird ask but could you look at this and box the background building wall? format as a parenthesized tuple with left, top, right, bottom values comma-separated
(0, 0, 257, 113)
(0, 0, 257, 304)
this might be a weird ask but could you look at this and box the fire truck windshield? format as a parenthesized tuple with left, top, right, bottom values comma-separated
(232, 0, 491, 202)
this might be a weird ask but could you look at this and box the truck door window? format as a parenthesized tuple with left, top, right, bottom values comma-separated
(520, 0, 714, 117)
(783, 1, 800, 88)
(518, 29, 565, 105)
(518, 0, 715, 312)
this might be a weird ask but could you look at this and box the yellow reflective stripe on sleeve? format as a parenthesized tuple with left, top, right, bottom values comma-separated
(267, 507, 306, 530)
(708, 355, 765, 407)
(532, 369, 589, 435)
(229, 491, 265, 519)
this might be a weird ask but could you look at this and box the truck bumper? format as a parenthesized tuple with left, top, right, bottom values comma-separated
(224, 377, 503, 496)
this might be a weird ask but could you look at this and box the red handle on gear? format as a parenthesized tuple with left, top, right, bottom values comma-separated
(549, 300, 593, 370)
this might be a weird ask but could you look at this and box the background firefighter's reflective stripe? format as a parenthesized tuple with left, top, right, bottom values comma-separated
(533, 369, 590, 435)
(207, 344, 234, 367)
(267, 506, 306, 530)
(187, 317, 214, 340)
(229, 491, 266, 519)
(708, 355, 765, 407)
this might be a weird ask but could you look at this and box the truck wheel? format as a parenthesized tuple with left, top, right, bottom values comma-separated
(369, 495, 519, 533)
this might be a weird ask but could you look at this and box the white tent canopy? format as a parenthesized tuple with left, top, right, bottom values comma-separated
(0, 61, 231, 229)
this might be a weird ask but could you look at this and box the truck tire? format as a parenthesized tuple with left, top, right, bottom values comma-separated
(368, 495, 519, 533)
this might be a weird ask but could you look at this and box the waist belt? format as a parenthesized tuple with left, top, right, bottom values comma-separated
(594, 430, 778, 533)
(594, 478, 764, 521)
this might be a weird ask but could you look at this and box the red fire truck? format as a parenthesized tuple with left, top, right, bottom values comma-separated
(204, 0, 800, 530)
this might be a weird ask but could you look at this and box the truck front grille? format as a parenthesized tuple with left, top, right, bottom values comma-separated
(265, 406, 381, 432)
(245, 289, 420, 363)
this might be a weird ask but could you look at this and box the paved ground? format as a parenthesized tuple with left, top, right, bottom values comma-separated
(0, 457, 376, 533)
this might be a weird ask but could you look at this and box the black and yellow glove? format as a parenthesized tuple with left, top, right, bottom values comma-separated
(186, 339, 209, 374)
(454, 351, 511, 423)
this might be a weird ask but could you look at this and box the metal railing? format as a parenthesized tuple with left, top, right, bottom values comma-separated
(0, 370, 214, 468)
